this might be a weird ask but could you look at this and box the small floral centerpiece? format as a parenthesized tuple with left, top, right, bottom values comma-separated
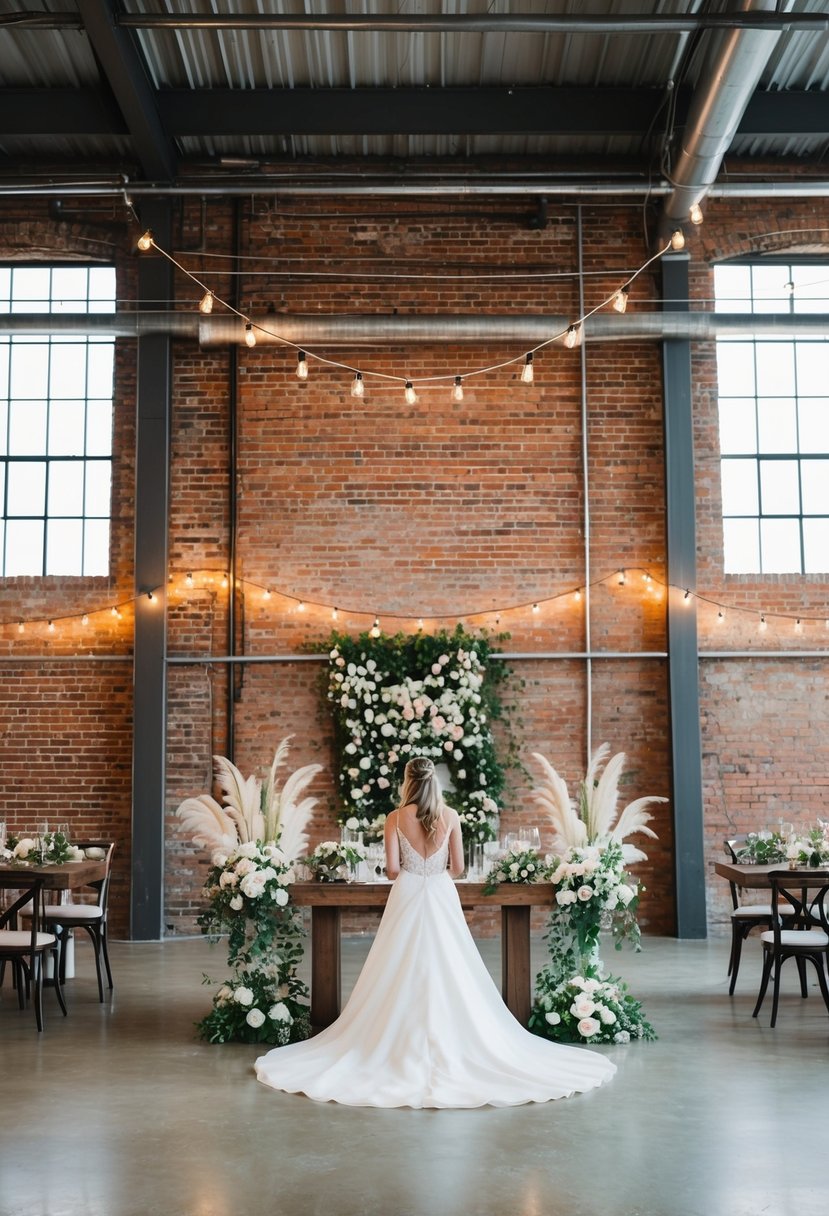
(528, 744, 665, 1045)
(735, 830, 787, 864)
(176, 737, 320, 1046)
(304, 840, 367, 882)
(528, 972, 656, 1045)
(786, 823, 829, 868)
(483, 846, 547, 895)
(8, 830, 84, 865)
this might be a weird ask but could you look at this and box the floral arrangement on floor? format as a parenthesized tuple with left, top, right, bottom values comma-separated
(528, 744, 666, 1045)
(734, 830, 787, 864)
(3, 829, 85, 865)
(483, 846, 547, 895)
(321, 625, 513, 845)
(176, 737, 321, 1046)
(304, 840, 367, 882)
(527, 971, 656, 1045)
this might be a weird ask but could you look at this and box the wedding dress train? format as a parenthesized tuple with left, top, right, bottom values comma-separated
(254, 830, 616, 1108)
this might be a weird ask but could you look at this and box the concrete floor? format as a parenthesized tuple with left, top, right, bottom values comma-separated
(1, 931, 827, 1216)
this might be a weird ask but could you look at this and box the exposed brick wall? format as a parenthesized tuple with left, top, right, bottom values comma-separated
(2, 188, 828, 944)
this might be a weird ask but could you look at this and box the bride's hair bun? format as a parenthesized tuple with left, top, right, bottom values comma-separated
(407, 756, 435, 778)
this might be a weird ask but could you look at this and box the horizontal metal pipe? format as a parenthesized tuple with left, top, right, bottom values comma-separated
(0, 175, 828, 199)
(1, 312, 827, 345)
(10, 11, 829, 33)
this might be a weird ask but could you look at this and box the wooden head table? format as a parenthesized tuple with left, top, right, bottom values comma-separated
(290, 881, 556, 1029)
(713, 861, 829, 890)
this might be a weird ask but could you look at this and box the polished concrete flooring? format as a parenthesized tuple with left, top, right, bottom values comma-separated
(1, 931, 827, 1216)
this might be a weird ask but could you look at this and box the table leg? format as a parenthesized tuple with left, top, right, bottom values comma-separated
(502, 905, 532, 1026)
(311, 905, 342, 1028)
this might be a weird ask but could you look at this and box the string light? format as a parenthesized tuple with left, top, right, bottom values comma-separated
(244, 322, 256, 348)
(371, 617, 381, 638)
(48, 620, 55, 632)
(795, 617, 803, 633)
(759, 615, 767, 631)
(297, 600, 305, 612)
(351, 372, 365, 398)
(564, 324, 582, 349)
(17, 621, 23, 633)
(612, 287, 629, 314)
(520, 353, 534, 383)
(574, 589, 582, 602)
(332, 607, 339, 621)
(717, 609, 725, 624)
(670, 229, 686, 251)
(683, 589, 691, 603)
(185, 572, 194, 588)
(110, 607, 118, 617)
(136, 230, 153, 251)
(404, 381, 418, 404)
(452, 376, 464, 402)
(296, 351, 309, 380)
(785, 279, 795, 295)
(417, 618, 424, 629)
(263, 588, 271, 601)
(199, 290, 214, 315)
(221, 573, 229, 588)
(618, 569, 626, 586)
(146, 591, 155, 602)
(689, 203, 704, 226)
(532, 603, 540, 614)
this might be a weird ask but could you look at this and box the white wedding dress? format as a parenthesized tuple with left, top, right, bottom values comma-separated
(254, 829, 616, 1108)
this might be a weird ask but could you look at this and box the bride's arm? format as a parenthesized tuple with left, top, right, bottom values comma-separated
(384, 810, 400, 879)
(447, 811, 465, 879)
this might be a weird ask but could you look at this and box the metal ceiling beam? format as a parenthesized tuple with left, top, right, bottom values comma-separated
(75, 0, 177, 181)
(8, 10, 829, 33)
(3, 84, 826, 140)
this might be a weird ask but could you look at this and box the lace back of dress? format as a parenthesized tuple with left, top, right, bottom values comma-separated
(397, 827, 450, 878)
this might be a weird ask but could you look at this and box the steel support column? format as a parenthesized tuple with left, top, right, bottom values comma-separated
(662, 253, 707, 938)
(131, 201, 172, 939)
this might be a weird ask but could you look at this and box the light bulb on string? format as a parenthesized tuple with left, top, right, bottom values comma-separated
(574, 589, 582, 602)
(532, 602, 540, 614)
(370, 617, 381, 638)
(221, 573, 229, 589)
(612, 287, 629, 314)
(785, 279, 795, 295)
(199, 290, 214, 315)
(520, 353, 534, 383)
(404, 381, 418, 404)
(137, 230, 153, 252)
(110, 606, 118, 617)
(416, 618, 424, 630)
(683, 589, 691, 604)
(452, 376, 464, 402)
(564, 324, 582, 349)
(297, 600, 305, 612)
(48, 620, 55, 632)
(795, 618, 803, 633)
(689, 203, 704, 226)
(244, 322, 256, 348)
(17, 621, 24, 634)
(185, 572, 193, 588)
(670, 229, 686, 251)
(617, 569, 626, 586)
(146, 591, 155, 603)
(296, 351, 309, 381)
(263, 588, 271, 601)
(717, 609, 725, 624)
(332, 607, 339, 621)
(351, 372, 365, 398)
(759, 615, 768, 632)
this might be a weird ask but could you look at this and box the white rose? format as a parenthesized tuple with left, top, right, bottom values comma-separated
(329, 648, 339, 659)
(556, 889, 578, 906)
(431, 663, 442, 675)
(274, 887, 289, 906)
(237, 842, 259, 859)
(234, 986, 254, 1007)
(246, 1008, 266, 1028)
(614, 1030, 631, 1044)
(345, 742, 357, 755)
(364, 708, 374, 723)
(616, 883, 635, 906)
(582, 979, 601, 994)
(240, 872, 266, 899)
(229, 894, 243, 911)
(268, 1002, 292, 1023)
(351, 789, 363, 800)
(219, 871, 238, 888)
(577, 885, 593, 901)
(444, 741, 454, 751)
(211, 850, 228, 868)
(13, 838, 34, 859)
(572, 997, 595, 1018)
(598, 1007, 617, 1025)
(377, 777, 389, 789)
(359, 756, 371, 770)
(577, 1017, 601, 1039)
(545, 1011, 561, 1025)
(380, 723, 395, 737)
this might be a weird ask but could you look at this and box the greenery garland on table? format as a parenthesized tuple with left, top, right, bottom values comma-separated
(320, 625, 514, 844)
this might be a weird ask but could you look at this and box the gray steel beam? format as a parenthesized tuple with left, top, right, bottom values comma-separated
(76, 0, 177, 181)
(131, 199, 172, 940)
(661, 253, 707, 939)
(7, 83, 828, 140)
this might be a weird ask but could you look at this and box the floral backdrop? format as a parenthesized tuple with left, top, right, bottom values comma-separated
(322, 625, 513, 842)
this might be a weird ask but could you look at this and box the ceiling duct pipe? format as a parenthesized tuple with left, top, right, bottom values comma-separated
(2, 312, 828, 345)
(661, 0, 789, 236)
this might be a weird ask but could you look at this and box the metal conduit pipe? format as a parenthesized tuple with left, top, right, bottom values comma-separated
(2, 311, 827, 344)
(661, 0, 789, 231)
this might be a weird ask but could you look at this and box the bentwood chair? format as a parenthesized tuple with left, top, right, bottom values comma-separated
(41, 841, 115, 1002)
(724, 838, 795, 995)
(0, 874, 67, 1031)
(751, 870, 829, 1027)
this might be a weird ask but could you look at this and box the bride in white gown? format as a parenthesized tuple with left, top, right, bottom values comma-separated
(255, 756, 616, 1107)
